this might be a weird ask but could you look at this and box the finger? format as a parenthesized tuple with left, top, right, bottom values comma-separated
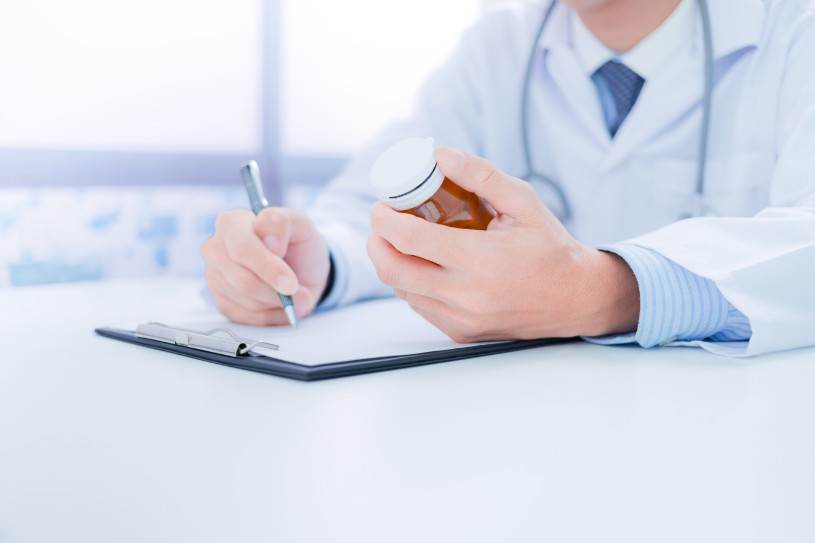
(366, 233, 447, 298)
(212, 292, 295, 327)
(391, 287, 457, 333)
(203, 231, 287, 308)
(393, 287, 451, 316)
(206, 267, 280, 312)
(433, 146, 541, 219)
(215, 210, 298, 295)
(208, 254, 283, 306)
(370, 202, 481, 269)
(254, 207, 323, 249)
(290, 287, 318, 319)
(407, 301, 488, 344)
(254, 207, 332, 291)
(399, 285, 514, 343)
(210, 264, 319, 319)
(253, 207, 292, 257)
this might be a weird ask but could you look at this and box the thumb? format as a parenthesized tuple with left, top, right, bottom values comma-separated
(433, 146, 539, 218)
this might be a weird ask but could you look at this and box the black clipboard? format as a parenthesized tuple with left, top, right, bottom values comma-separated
(95, 325, 568, 381)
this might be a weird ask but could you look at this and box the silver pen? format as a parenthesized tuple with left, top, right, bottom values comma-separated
(240, 160, 298, 328)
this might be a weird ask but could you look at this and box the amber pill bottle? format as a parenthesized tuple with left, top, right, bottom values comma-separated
(369, 137, 495, 230)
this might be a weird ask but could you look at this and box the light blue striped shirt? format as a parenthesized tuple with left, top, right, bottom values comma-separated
(587, 243, 752, 347)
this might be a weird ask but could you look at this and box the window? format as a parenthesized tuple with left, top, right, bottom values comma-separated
(0, 0, 482, 191)
(0, 0, 264, 187)
(0, 0, 486, 285)
(281, 0, 480, 157)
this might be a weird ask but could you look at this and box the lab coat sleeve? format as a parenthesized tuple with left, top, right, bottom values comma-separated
(623, 16, 815, 357)
(307, 20, 490, 309)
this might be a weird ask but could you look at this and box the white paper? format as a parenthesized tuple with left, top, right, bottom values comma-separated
(124, 297, 495, 367)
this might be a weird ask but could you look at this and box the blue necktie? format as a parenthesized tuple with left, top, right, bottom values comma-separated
(593, 60, 645, 137)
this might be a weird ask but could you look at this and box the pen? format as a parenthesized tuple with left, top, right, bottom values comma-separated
(240, 160, 298, 329)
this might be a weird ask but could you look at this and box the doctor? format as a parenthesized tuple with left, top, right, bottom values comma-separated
(202, 0, 815, 357)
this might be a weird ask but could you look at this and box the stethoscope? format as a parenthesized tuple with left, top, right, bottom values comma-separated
(519, 0, 715, 221)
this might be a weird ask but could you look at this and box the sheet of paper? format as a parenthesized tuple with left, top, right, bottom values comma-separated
(125, 297, 495, 367)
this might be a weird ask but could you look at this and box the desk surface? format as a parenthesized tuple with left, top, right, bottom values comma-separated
(1, 278, 814, 543)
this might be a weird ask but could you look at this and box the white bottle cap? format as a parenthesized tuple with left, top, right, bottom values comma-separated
(369, 137, 445, 211)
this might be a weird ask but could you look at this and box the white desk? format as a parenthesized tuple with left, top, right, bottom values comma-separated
(1, 278, 814, 543)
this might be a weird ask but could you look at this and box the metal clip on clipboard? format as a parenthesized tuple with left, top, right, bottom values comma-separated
(135, 323, 279, 358)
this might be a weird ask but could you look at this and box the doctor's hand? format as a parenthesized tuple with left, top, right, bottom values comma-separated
(201, 207, 330, 326)
(367, 146, 640, 342)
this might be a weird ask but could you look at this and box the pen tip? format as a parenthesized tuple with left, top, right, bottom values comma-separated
(284, 305, 298, 329)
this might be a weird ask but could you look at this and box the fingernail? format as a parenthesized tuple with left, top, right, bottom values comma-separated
(275, 274, 296, 295)
(264, 236, 281, 254)
(433, 146, 466, 172)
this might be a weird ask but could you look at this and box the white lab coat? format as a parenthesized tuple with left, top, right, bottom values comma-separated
(308, 0, 815, 357)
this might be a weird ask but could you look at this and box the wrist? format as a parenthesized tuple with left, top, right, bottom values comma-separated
(577, 249, 640, 337)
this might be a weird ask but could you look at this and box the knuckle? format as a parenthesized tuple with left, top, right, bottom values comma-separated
(232, 273, 257, 296)
(392, 223, 418, 254)
(214, 299, 242, 324)
(366, 235, 379, 260)
(447, 330, 469, 344)
(258, 207, 289, 232)
(227, 237, 253, 263)
(201, 238, 215, 260)
(201, 236, 226, 263)
(475, 161, 503, 189)
(519, 180, 539, 202)
(376, 260, 400, 287)
(456, 311, 487, 342)
(249, 311, 272, 327)
(243, 296, 269, 311)
(370, 203, 392, 231)
(214, 209, 242, 232)
(521, 179, 536, 195)
(370, 235, 403, 287)
(213, 211, 228, 232)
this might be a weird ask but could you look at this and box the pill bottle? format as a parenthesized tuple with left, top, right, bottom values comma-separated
(369, 137, 495, 230)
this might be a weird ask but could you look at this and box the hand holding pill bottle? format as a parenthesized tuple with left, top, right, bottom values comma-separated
(370, 137, 495, 230)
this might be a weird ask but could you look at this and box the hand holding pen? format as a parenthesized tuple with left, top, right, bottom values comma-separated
(241, 160, 299, 328)
(201, 162, 333, 328)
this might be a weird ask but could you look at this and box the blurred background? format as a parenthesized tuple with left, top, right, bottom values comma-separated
(0, 0, 505, 287)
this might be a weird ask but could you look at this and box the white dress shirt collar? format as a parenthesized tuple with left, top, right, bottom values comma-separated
(571, 0, 696, 79)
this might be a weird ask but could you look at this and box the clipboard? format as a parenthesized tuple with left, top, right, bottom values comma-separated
(95, 297, 569, 381)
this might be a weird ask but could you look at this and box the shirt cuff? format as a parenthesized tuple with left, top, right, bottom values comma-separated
(313, 237, 348, 312)
(585, 243, 752, 348)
